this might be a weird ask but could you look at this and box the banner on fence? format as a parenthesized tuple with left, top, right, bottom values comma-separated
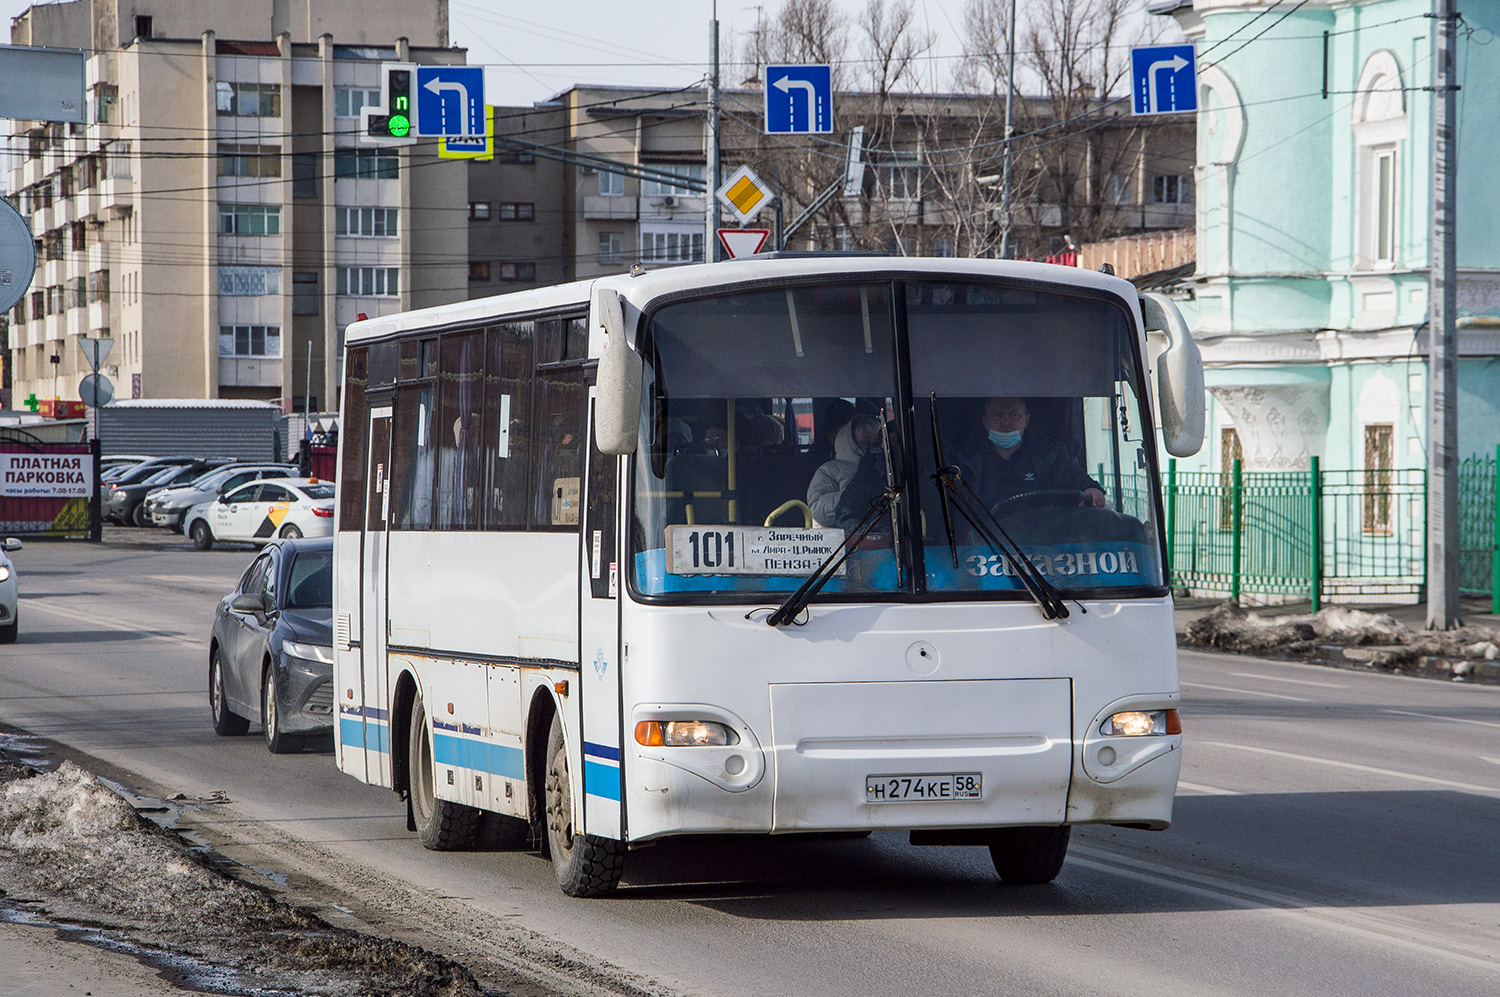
(0, 453, 94, 497)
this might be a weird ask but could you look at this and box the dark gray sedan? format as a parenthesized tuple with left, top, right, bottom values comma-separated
(208, 537, 334, 753)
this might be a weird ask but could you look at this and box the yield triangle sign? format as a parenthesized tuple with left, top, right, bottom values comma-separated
(717, 228, 770, 259)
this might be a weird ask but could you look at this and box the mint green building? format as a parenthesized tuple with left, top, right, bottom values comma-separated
(1147, 1, 1500, 602)
(1151, 0, 1500, 474)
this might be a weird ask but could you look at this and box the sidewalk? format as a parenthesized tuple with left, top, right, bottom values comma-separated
(1172, 592, 1500, 684)
(1172, 593, 1500, 636)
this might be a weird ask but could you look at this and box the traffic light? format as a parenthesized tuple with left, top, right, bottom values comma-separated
(386, 68, 411, 137)
(362, 61, 417, 146)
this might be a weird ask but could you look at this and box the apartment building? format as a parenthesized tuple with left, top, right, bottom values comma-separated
(466, 84, 1195, 290)
(5, 0, 466, 412)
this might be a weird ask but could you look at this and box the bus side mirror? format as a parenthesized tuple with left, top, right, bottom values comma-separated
(1140, 293, 1205, 458)
(594, 287, 641, 455)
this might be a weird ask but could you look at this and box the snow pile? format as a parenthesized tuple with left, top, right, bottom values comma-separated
(0, 758, 483, 996)
(1182, 601, 1500, 664)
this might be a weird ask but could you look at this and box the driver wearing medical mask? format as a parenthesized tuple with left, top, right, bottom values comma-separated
(959, 397, 1107, 511)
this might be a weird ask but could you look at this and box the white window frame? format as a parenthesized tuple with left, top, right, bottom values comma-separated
(598, 171, 625, 197)
(336, 266, 400, 297)
(218, 324, 282, 357)
(336, 206, 398, 237)
(334, 87, 382, 119)
(218, 265, 282, 297)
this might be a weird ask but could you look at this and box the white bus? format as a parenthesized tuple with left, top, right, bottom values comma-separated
(332, 257, 1204, 896)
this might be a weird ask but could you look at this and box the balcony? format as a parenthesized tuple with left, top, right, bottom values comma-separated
(98, 174, 134, 213)
(219, 356, 282, 389)
(31, 203, 53, 234)
(66, 307, 87, 338)
(73, 186, 97, 221)
(88, 299, 110, 332)
(583, 195, 638, 221)
(20, 157, 45, 189)
(638, 194, 706, 222)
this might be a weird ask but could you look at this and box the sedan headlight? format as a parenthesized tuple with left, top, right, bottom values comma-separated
(282, 640, 333, 665)
(0, 565, 10, 583)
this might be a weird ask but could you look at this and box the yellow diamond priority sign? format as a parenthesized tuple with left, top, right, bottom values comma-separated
(716, 164, 773, 224)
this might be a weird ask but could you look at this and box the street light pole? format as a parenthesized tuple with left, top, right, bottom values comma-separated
(1426, 0, 1460, 630)
(706, 4, 722, 262)
(998, 0, 1018, 259)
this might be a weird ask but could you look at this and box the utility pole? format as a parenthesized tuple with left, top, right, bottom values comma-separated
(706, 3, 722, 262)
(998, 0, 1018, 259)
(1427, 0, 1461, 629)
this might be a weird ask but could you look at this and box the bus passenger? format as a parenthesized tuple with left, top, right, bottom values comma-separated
(958, 397, 1106, 510)
(807, 415, 881, 527)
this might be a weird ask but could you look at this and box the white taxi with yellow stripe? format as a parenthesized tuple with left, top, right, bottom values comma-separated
(185, 477, 336, 550)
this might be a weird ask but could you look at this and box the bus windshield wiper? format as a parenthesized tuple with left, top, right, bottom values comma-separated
(765, 486, 902, 627)
(927, 403, 1068, 620)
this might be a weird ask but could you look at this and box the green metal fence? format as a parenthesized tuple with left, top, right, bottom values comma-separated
(1164, 455, 1499, 609)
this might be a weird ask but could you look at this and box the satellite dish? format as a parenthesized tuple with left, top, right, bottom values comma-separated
(0, 199, 37, 316)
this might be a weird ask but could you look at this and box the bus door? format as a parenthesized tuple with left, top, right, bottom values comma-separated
(578, 390, 624, 840)
(361, 404, 393, 784)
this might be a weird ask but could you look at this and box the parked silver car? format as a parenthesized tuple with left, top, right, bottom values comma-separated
(144, 463, 298, 531)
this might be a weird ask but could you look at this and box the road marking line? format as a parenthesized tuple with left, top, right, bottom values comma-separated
(1229, 671, 1347, 688)
(1200, 741, 1500, 796)
(1480, 757, 1500, 767)
(1385, 708, 1500, 731)
(1180, 681, 1309, 702)
(23, 599, 199, 649)
(1070, 846, 1500, 972)
(1176, 780, 1239, 796)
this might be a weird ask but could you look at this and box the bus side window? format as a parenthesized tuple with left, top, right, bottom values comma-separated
(437, 331, 484, 530)
(391, 383, 435, 530)
(338, 346, 368, 531)
(482, 321, 534, 529)
(533, 366, 586, 528)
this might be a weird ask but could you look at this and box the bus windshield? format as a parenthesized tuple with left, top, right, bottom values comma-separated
(629, 279, 1165, 603)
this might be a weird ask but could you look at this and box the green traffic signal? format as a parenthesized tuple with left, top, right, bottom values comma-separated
(388, 114, 411, 137)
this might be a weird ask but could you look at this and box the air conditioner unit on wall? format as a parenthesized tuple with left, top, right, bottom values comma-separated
(662, 195, 677, 207)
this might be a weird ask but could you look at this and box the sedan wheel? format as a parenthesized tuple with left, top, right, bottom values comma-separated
(130, 503, 149, 528)
(190, 520, 214, 551)
(279, 524, 303, 539)
(210, 650, 250, 736)
(262, 665, 301, 754)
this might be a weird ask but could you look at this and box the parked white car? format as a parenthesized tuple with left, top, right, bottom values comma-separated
(0, 537, 22, 643)
(185, 478, 336, 550)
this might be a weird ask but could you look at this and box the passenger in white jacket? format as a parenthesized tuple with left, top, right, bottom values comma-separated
(807, 415, 881, 527)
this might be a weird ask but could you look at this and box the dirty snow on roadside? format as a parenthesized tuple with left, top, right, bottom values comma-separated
(0, 745, 488, 996)
(1183, 601, 1500, 667)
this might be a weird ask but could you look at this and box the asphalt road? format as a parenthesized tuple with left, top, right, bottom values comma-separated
(2, 529, 1498, 997)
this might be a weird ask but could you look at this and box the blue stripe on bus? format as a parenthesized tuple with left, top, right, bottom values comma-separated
(339, 717, 365, 747)
(363, 719, 390, 755)
(338, 704, 390, 721)
(432, 732, 525, 780)
(584, 760, 621, 801)
(584, 741, 620, 761)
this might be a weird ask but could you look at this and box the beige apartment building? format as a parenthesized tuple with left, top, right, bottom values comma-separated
(5, 0, 466, 412)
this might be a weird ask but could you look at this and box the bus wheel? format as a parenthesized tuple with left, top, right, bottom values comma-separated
(408, 699, 479, 851)
(544, 714, 624, 897)
(989, 826, 1071, 884)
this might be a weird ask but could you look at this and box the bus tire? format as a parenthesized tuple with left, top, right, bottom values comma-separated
(544, 714, 624, 897)
(989, 826, 1071, 884)
(408, 699, 480, 851)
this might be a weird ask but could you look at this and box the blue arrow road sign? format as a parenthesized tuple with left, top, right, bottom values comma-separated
(1131, 45, 1197, 115)
(415, 65, 485, 140)
(765, 65, 833, 134)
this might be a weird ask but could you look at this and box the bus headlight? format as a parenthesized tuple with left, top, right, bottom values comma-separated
(634, 720, 739, 747)
(1100, 709, 1181, 736)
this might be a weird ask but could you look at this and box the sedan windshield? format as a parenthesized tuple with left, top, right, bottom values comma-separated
(629, 279, 1165, 604)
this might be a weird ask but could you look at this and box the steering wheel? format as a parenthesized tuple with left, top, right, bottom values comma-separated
(991, 488, 1089, 515)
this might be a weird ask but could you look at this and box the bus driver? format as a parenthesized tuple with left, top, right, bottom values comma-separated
(957, 397, 1107, 511)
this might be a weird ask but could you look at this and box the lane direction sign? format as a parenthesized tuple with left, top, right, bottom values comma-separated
(1131, 45, 1197, 115)
(416, 65, 485, 139)
(717, 229, 771, 259)
(765, 65, 833, 134)
(716, 164, 773, 224)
